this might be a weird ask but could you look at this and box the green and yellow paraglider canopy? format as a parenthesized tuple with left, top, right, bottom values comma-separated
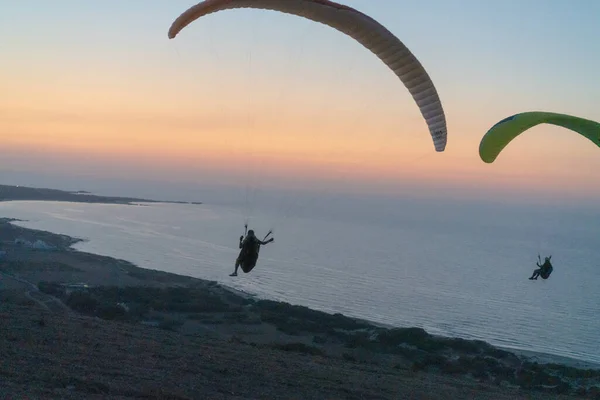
(479, 111, 600, 163)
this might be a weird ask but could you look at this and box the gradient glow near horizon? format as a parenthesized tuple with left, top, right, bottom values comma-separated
(1, 0, 599, 203)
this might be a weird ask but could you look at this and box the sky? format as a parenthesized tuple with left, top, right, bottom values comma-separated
(1, 0, 599, 206)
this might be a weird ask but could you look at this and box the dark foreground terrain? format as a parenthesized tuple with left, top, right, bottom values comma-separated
(2, 299, 590, 400)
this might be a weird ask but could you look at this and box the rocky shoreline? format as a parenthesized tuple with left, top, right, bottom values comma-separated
(1, 218, 598, 399)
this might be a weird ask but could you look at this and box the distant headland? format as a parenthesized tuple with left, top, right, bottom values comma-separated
(0, 184, 201, 206)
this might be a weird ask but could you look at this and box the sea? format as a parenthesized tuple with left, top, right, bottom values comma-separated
(0, 195, 598, 364)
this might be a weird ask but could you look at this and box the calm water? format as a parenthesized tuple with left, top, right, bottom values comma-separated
(0, 198, 598, 364)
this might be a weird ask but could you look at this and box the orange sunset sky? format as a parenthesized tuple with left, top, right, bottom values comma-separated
(1, 1, 599, 205)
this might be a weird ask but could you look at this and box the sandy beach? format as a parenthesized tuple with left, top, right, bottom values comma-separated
(1, 217, 598, 399)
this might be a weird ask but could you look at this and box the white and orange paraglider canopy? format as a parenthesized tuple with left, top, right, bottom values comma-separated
(168, 0, 448, 152)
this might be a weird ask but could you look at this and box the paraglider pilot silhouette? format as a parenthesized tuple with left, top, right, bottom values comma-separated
(529, 254, 553, 280)
(230, 225, 274, 276)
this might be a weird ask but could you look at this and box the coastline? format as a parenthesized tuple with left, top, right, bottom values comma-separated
(213, 272, 600, 372)
(1, 217, 599, 398)
(502, 347, 600, 372)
